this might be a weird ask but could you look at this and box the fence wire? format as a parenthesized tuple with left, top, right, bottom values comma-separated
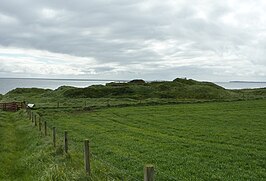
(25, 109, 143, 181)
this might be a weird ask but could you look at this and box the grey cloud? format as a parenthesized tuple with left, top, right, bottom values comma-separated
(0, 0, 266, 81)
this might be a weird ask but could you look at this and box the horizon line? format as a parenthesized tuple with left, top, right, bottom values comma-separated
(0, 77, 129, 82)
(0, 77, 265, 83)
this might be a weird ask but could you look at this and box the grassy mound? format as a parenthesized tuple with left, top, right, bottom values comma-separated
(2, 78, 265, 107)
(63, 78, 232, 100)
(4, 88, 52, 102)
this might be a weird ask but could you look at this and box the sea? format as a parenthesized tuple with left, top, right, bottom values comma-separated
(0, 78, 265, 95)
(0, 78, 117, 95)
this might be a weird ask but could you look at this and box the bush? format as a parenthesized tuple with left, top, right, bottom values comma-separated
(173, 78, 197, 85)
(128, 79, 146, 84)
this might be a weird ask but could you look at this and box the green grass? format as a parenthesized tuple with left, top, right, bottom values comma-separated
(36, 99, 266, 180)
(0, 110, 91, 181)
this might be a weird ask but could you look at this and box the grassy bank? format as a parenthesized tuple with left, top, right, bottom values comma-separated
(37, 99, 266, 180)
(0, 110, 90, 181)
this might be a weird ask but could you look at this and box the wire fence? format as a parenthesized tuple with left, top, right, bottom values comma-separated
(32, 98, 219, 112)
(25, 108, 154, 181)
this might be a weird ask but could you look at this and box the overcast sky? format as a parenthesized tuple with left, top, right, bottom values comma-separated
(0, 0, 266, 81)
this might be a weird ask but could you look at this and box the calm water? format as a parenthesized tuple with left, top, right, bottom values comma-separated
(0, 78, 265, 95)
(216, 82, 266, 90)
(0, 78, 114, 94)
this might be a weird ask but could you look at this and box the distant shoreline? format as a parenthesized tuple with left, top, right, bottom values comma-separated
(229, 81, 266, 83)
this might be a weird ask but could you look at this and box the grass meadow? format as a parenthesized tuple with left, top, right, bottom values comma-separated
(30, 99, 266, 180)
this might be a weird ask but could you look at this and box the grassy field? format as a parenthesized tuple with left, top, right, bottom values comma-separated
(33, 99, 266, 180)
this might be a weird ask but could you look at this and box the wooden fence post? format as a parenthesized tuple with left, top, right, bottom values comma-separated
(84, 139, 91, 175)
(57, 102, 59, 108)
(29, 110, 32, 120)
(53, 127, 56, 147)
(39, 117, 42, 131)
(34, 115, 37, 126)
(44, 121, 47, 136)
(27, 109, 29, 118)
(144, 165, 155, 181)
(31, 112, 34, 123)
(64, 131, 68, 153)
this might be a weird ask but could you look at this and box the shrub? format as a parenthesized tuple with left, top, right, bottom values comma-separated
(128, 79, 146, 84)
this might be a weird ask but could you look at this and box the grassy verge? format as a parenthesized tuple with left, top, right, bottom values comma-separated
(0, 110, 90, 181)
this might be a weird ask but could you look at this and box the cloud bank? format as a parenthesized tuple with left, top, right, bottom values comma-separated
(0, 0, 266, 81)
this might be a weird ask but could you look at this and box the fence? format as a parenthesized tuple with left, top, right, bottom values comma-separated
(26, 108, 155, 181)
(0, 102, 26, 112)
